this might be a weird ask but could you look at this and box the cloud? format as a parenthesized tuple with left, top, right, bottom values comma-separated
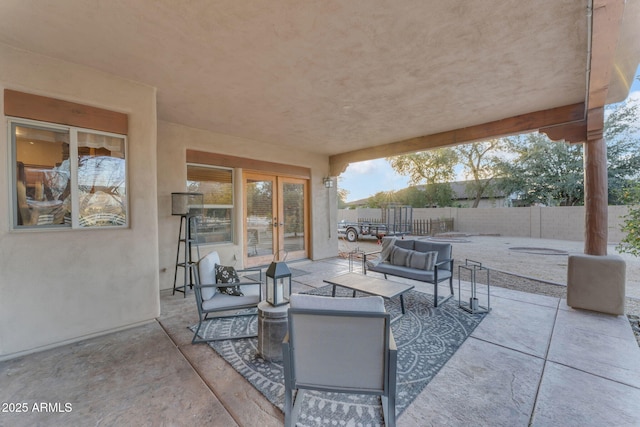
(344, 160, 380, 174)
(339, 159, 411, 202)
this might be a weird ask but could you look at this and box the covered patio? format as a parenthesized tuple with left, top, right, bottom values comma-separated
(1, 255, 639, 426)
(1, 1, 640, 425)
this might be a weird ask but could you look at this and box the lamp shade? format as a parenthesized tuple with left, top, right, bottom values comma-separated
(171, 192, 204, 216)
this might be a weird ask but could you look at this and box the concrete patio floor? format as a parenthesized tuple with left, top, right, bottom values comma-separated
(1, 256, 639, 426)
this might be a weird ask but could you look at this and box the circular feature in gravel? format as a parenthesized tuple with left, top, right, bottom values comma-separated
(508, 247, 569, 255)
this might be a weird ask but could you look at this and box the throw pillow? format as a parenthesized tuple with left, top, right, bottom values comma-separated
(214, 265, 244, 296)
(406, 250, 427, 269)
(406, 250, 438, 270)
(390, 246, 411, 266)
(424, 251, 438, 270)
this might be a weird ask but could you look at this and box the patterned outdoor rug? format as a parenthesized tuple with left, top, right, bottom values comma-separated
(191, 286, 485, 426)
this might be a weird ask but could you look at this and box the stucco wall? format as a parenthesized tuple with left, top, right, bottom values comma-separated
(339, 206, 630, 243)
(0, 44, 160, 359)
(157, 121, 338, 291)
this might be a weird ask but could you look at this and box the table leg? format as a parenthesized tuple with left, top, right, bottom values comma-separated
(332, 285, 336, 297)
(400, 294, 406, 314)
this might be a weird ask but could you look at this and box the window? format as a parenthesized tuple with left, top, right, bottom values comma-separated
(187, 164, 233, 244)
(11, 119, 127, 229)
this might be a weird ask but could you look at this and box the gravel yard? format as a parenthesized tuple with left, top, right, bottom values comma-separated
(339, 234, 640, 346)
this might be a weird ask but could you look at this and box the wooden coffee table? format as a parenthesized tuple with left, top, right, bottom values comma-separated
(323, 273, 414, 322)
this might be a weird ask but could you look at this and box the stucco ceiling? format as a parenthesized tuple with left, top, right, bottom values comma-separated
(0, 0, 638, 159)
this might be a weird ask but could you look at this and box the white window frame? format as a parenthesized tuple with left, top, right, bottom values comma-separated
(8, 117, 129, 230)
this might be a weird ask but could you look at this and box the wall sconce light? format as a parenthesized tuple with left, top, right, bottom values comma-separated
(323, 177, 334, 188)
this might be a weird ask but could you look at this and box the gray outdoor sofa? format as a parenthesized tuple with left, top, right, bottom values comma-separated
(364, 238, 454, 307)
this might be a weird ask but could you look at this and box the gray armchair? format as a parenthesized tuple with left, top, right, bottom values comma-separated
(192, 251, 262, 343)
(282, 294, 397, 427)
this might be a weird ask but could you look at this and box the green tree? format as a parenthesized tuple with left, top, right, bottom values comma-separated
(604, 102, 640, 204)
(496, 133, 584, 206)
(366, 191, 398, 208)
(496, 100, 640, 207)
(456, 139, 510, 207)
(393, 184, 454, 208)
(612, 75, 640, 255)
(337, 187, 350, 209)
(387, 140, 508, 208)
(387, 150, 458, 185)
(617, 184, 640, 257)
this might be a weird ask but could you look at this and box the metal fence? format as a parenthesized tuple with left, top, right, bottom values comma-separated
(356, 217, 454, 236)
(412, 218, 454, 236)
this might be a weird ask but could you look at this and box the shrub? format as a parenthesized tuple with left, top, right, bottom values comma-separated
(617, 185, 640, 257)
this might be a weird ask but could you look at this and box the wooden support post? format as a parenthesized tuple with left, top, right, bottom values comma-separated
(583, 137, 608, 255)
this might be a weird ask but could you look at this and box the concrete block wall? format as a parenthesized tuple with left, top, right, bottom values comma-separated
(606, 206, 630, 243)
(457, 207, 532, 237)
(338, 205, 631, 243)
(412, 207, 455, 220)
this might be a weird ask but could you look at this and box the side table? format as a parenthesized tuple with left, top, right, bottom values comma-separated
(257, 301, 289, 362)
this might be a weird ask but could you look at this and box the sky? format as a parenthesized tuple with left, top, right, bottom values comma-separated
(339, 66, 640, 203)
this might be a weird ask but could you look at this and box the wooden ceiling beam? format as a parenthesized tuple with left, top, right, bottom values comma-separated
(329, 103, 584, 176)
(540, 121, 587, 144)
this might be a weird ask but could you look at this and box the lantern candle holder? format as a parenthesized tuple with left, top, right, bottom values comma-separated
(457, 259, 491, 314)
(265, 260, 292, 306)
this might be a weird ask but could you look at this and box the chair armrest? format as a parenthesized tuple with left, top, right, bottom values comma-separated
(194, 283, 225, 289)
(363, 250, 382, 268)
(237, 279, 262, 286)
(387, 330, 397, 394)
(435, 258, 453, 268)
(282, 332, 293, 389)
(237, 268, 262, 282)
(433, 258, 453, 282)
(363, 250, 382, 261)
(238, 267, 261, 274)
(195, 281, 260, 289)
(236, 268, 262, 284)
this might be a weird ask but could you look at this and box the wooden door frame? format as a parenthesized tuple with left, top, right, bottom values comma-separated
(243, 171, 310, 267)
(277, 176, 309, 263)
(243, 172, 277, 267)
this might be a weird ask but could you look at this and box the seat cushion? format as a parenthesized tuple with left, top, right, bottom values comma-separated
(201, 284, 260, 311)
(369, 262, 452, 283)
